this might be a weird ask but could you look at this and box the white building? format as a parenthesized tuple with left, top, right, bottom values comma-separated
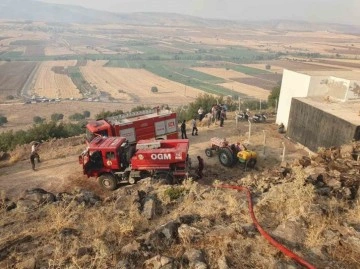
(276, 69, 360, 128)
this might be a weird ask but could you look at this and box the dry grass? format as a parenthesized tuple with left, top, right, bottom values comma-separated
(256, 167, 316, 225)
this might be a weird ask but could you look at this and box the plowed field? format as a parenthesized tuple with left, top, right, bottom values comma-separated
(0, 62, 37, 100)
(80, 61, 204, 105)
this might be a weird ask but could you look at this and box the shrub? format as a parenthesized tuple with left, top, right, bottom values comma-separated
(151, 86, 158, 93)
(164, 187, 186, 201)
(51, 113, 64, 122)
(0, 122, 84, 152)
(176, 94, 225, 121)
(268, 85, 281, 108)
(0, 116, 8, 126)
(33, 116, 45, 124)
(95, 109, 124, 120)
(5, 95, 14, 100)
(69, 113, 85, 121)
(83, 111, 91, 118)
(131, 106, 152, 112)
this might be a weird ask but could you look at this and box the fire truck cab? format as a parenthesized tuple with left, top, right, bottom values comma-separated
(79, 136, 190, 190)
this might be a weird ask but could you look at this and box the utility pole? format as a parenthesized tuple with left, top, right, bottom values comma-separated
(282, 142, 286, 162)
(238, 96, 241, 112)
(263, 130, 266, 156)
(248, 120, 252, 143)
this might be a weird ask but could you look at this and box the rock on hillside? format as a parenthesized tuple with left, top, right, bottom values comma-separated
(0, 142, 359, 268)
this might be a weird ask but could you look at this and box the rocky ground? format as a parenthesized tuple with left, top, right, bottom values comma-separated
(0, 114, 360, 268)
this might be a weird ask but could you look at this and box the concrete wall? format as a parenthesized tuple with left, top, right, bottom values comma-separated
(327, 76, 350, 100)
(308, 76, 330, 96)
(287, 98, 360, 151)
(346, 81, 360, 100)
(276, 69, 311, 128)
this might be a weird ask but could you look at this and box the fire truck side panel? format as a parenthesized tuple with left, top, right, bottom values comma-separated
(155, 121, 166, 136)
(165, 118, 177, 133)
(119, 127, 136, 143)
(131, 139, 188, 171)
(87, 109, 178, 143)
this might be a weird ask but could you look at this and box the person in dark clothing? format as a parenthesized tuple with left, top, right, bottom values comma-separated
(181, 120, 187, 139)
(191, 118, 198, 136)
(196, 155, 204, 179)
(216, 106, 221, 121)
(220, 109, 226, 127)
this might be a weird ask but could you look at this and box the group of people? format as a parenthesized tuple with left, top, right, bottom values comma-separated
(180, 104, 229, 179)
(180, 118, 198, 139)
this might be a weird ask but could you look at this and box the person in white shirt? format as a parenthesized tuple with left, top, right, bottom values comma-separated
(198, 107, 204, 121)
(30, 142, 41, 170)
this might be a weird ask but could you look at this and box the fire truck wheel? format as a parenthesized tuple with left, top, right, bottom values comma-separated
(205, 148, 213, 157)
(154, 171, 174, 185)
(247, 158, 257, 168)
(218, 148, 234, 167)
(98, 174, 117, 191)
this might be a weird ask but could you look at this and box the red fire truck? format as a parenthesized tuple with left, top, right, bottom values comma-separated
(79, 137, 190, 190)
(86, 108, 178, 143)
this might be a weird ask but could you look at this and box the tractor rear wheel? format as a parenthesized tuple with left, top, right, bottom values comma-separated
(98, 174, 117, 191)
(247, 158, 257, 169)
(218, 148, 234, 167)
(153, 171, 174, 185)
(205, 148, 213, 157)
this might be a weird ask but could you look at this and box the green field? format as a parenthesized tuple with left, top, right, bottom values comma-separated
(106, 59, 245, 97)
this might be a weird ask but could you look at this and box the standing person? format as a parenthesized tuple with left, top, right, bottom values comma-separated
(181, 120, 187, 139)
(211, 105, 217, 124)
(206, 112, 212, 128)
(30, 142, 41, 171)
(196, 156, 204, 179)
(216, 105, 221, 122)
(191, 118, 198, 136)
(220, 109, 226, 127)
(198, 107, 204, 122)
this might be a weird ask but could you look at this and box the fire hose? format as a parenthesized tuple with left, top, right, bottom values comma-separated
(217, 184, 316, 269)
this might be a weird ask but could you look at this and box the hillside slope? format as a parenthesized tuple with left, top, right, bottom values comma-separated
(0, 115, 360, 268)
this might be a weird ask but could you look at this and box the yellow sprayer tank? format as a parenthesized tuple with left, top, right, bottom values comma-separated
(237, 150, 257, 162)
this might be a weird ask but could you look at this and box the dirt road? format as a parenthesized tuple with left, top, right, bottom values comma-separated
(0, 114, 307, 199)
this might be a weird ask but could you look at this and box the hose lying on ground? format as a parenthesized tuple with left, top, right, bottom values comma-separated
(217, 184, 316, 269)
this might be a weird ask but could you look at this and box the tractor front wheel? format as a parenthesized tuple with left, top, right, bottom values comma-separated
(205, 148, 213, 157)
(218, 148, 234, 167)
(98, 174, 117, 191)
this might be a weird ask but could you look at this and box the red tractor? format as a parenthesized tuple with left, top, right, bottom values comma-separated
(79, 137, 190, 190)
(205, 137, 257, 168)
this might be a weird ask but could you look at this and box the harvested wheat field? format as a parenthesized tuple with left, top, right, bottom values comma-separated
(220, 81, 269, 100)
(33, 61, 81, 99)
(44, 46, 75, 56)
(243, 64, 284, 74)
(191, 67, 269, 99)
(81, 62, 204, 105)
(192, 67, 250, 79)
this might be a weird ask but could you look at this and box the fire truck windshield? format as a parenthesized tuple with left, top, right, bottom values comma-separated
(86, 129, 95, 142)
